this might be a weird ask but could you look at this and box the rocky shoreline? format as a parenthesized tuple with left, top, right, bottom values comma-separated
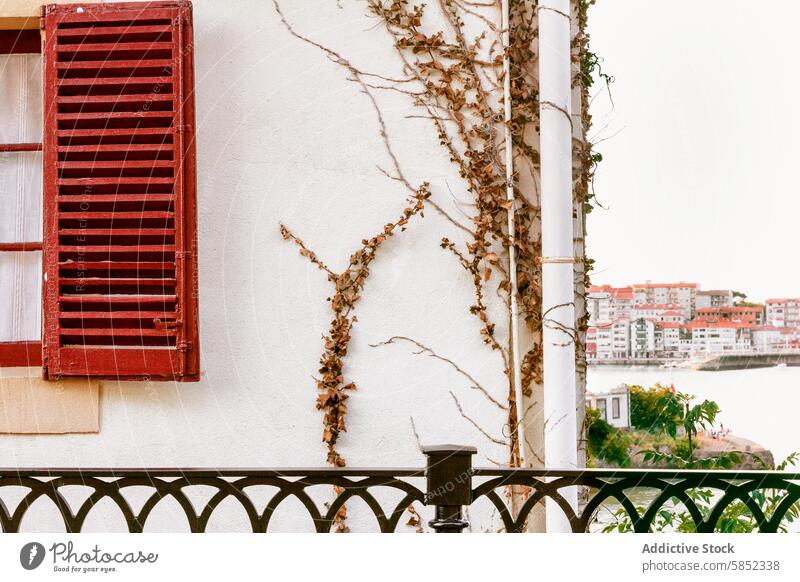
(592, 432, 773, 470)
(690, 433, 774, 469)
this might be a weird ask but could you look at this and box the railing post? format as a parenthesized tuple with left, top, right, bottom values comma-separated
(422, 444, 476, 533)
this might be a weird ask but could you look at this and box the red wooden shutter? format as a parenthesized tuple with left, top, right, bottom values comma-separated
(41, 1, 199, 381)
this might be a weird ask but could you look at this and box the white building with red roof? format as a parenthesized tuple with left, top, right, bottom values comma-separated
(696, 290, 734, 309)
(632, 282, 698, 319)
(751, 325, 800, 351)
(690, 321, 753, 354)
(657, 322, 692, 357)
(587, 285, 635, 324)
(631, 303, 684, 322)
(695, 305, 765, 326)
(765, 298, 800, 328)
(591, 319, 631, 360)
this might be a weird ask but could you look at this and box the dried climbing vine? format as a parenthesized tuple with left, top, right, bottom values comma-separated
(280, 187, 430, 468)
(276, 1, 602, 522)
(366, 0, 548, 467)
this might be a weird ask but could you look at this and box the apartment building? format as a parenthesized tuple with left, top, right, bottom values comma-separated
(752, 326, 785, 351)
(657, 322, 692, 357)
(587, 285, 634, 324)
(632, 282, 698, 319)
(631, 304, 684, 322)
(696, 290, 734, 309)
(751, 326, 800, 351)
(630, 318, 656, 358)
(594, 319, 631, 360)
(689, 321, 752, 354)
(765, 298, 800, 328)
(695, 306, 765, 326)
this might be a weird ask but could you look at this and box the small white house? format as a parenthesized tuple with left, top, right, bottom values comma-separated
(587, 385, 631, 429)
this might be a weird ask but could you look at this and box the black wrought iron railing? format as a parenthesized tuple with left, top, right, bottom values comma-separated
(1, 445, 798, 533)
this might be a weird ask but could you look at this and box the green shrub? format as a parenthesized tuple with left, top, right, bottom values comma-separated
(629, 384, 675, 430)
(586, 407, 631, 467)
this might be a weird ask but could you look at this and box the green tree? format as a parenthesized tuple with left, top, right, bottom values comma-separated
(585, 407, 631, 467)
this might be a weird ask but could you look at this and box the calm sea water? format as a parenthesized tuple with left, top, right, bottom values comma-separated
(588, 366, 800, 464)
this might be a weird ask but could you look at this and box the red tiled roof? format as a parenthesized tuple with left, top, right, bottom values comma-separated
(633, 282, 698, 289)
(697, 306, 762, 313)
(690, 321, 753, 329)
(588, 285, 633, 294)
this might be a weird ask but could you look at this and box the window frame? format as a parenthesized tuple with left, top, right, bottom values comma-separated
(0, 23, 43, 368)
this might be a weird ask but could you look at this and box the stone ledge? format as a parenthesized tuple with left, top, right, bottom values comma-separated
(0, 372, 99, 434)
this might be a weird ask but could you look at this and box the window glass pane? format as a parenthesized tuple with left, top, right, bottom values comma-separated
(597, 399, 607, 421)
(0, 53, 42, 342)
(0, 252, 41, 341)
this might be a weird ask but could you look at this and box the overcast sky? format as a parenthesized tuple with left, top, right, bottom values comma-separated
(586, 1, 799, 303)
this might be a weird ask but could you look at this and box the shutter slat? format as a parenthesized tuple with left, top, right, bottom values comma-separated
(58, 195, 175, 203)
(58, 177, 174, 185)
(59, 144, 173, 153)
(59, 160, 175, 169)
(56, 64, 174, 78)
(60, 295, 178, 304)
(59, 229, 174, 236)
(58, 212, 174, 219)
(57, 93, 173, 103)
(57, 76, 174, 87)
(58, 245, 176, 252)
(57, 24, 173, 37)
(60, 328, 178, 337)
(56, 41, 174, 53)
(61, 277, 176, 284)
(49, 6, 177, 22)
(57, 111, 174, 121)
(59, 261, 175, 270)
(60, 311, 176, 319)
(58, 127, 173, 137)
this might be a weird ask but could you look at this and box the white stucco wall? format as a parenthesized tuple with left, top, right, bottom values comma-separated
(0, 0, 520, 531)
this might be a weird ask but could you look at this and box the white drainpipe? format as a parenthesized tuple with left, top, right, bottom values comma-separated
(539, 0, 578, 531)
(501, 0, 525, 468)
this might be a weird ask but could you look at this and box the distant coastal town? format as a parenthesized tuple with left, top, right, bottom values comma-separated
(587, 282, 800, 366)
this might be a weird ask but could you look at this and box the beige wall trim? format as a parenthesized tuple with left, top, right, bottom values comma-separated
(0, 374, 99, 434)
